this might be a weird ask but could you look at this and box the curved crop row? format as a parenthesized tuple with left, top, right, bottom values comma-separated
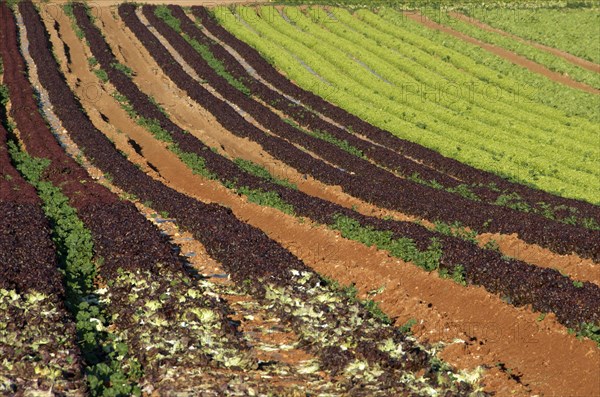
(73, 3, 600, 340)
(176, 6, 597, 231)
(174, 5, 600, 236)
(75, 6, 454, 388)
(374, 8, 600, 125)
(169, 8, 463, 187)
(144, 4, 600, 330)
(9, 138, 258, 395)
(298, 6, 599, 140)
(457, 6, 600, 69)
(0, 128, 62, 297)
(327, 7, 598, 141)
(9, 140, 140, 395)
(18, 4, 307, 394)
(129, 4, 599, 261)
(265, 6, 597, 175)
(369, 7, 600, 127)
(0, 9, 85, 393)
(194, 6, 600, 217)
(20, 3, 485, 394)
(231, 6, 598, 198)
(7, 5, 157, 393)
(168, 8, 514, 217)
(298, 6, 599, 184)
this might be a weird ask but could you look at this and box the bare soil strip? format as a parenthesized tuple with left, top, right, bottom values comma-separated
(43, 6, 600, 397)
(406, 11, 600, 95)
(450, 11, 600, 74)
(93, 1, 600, 287)
(477, 233, 600, 285)
(43, 6, 468, 395)
(197, 19, 403, 159)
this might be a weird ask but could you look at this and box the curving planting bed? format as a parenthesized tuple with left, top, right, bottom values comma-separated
(0, 136, 62, 298)
(16, 2, 487, 394)
(128, 4, 599, 262)
(72, 3, 600, 336)
(192, 6, 600, 224)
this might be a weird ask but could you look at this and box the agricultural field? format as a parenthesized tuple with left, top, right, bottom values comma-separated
(0, 0, 598, 396)
(457, 4, 600, 65)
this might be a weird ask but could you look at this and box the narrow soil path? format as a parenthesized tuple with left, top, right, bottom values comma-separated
(450, 11, 600, 74)
(46, 7, 600, 397)
(406, 11, 600, 95)
(139, 6, 444, 210)
(477, 233, 600, 285)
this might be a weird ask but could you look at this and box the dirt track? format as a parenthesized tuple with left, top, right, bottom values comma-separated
(38, 5, 600, 397)
(450, 11, 600, 74)
(407, 12, 600, 95)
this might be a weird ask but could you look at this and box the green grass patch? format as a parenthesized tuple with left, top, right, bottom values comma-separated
(184, 33, 251, 95)
(399, 318, 417, 335)
(148, 96, 168, 116)
(168, 143, 217, 180)
(93, 68, 108, 83)
(112, 92, 136, 119)
(447, 184, 480, 201)
(320, 276, 392, 325)
(154, 5, 251, 95)
(111, 62, 134, 78)
(439, 264, 467, 286)
(63, 3, 86, 40)
(235, 185, 295, 215)
(137, 117, 173, 143)
(576, 322, 600, 347)
(233, 157, 297, 189)
(155, 5, 181, 32)
(0, 84, 9, 108)
(331, 214, 443, 272)
(433, 221, 478, 244)
(284, 118, 365, 158)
